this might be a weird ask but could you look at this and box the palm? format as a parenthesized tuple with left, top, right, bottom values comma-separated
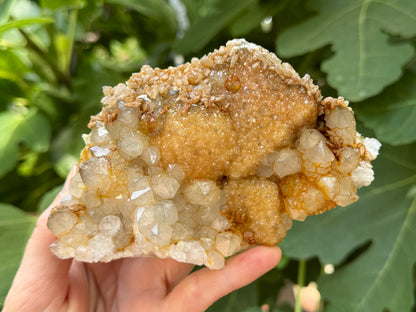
(67, 258, 193, 311)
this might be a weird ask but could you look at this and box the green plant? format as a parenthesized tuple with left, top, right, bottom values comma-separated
(0, 0, 415, 311)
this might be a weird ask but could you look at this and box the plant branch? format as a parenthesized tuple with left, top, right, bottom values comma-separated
(19, 28, 71, 89)
(295, 260, 306, 312)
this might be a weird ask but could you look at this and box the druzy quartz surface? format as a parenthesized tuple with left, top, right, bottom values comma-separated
(47, 39, 381, 269)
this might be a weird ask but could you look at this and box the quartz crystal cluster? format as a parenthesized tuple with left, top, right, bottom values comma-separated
(48, 39, 381, 269)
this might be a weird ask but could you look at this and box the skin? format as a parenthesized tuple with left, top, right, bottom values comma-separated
(4, 167, 281, 312)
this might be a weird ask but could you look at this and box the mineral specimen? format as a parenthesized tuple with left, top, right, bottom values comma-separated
(48, 39, 381, 269)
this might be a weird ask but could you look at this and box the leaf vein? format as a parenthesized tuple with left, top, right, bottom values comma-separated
(355, 195, 416, 311)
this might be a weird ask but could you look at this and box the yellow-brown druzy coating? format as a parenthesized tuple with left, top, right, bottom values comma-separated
(153, 107, 236, 181)
(223, 178, 289, 246)
(129, 43, 318, 180)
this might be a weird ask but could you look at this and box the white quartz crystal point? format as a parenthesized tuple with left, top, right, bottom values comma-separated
(171, 222, 192, 241)
(169, 241, 208, 265)
(117, 101, 140, 124)
(136, 205, 154, 226)
(207, 250, 225, 270)
(128, 174, 154, 206)
(118, 132, 146, 160)
(90, 145, 111, 157)
(81, 189, 101, 208)
(337, 146, 360, 173)
(154, 200, 178, 224)
(167, 164, 185, 182)
(364, 137, 382, 159)
(317, 175, 340, 199)
(352, 161, 375, 188)
(79, 157, 110, 189)
(90, 121, 110, 144)
(98, 215, 122, 236)
(184, 180, 221, 205)
(325, 106, 356, 145)
(297, 129, 335, 174)
(215, 232, 242, 257)
(303, 188, 326, 213)
(88, 233, 115, 261)
(334, 177, 357, 206)
(147, 224, 173, 247)
(47, 208, 78, 236)
(69, 173, 85, 198)
(141, 146, 161, 165)
(256, 165, 274, 178)
(151, 174, 180, 199)
(273, 148, 302, 178)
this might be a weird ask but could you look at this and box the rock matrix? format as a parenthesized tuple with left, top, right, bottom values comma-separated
(48, 39, 380, 269)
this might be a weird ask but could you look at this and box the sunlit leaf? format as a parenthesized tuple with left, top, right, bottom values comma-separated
(0, 203, 36, 304)
(281, 143, 416, 312)
(0, 109, 51, 178)
(277, 0, 416, 101)
(0, 49, 29, 86)
(0, 17, 53, 34)
(0, 0, 14, 24)
(41, 0, 85, 9)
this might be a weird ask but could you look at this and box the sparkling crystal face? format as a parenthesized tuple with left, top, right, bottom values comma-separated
(47, 39, 380, 269)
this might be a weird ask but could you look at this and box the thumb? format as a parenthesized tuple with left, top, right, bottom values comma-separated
(4, 166, 78, 311)
(166, 245, 281, 312)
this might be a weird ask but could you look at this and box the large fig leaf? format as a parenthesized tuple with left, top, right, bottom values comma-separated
(276, 0, 416, 101)
(0, 109, 51, 178)
(0, 204, 35, 304)
(280, 143, 416, 311)
(354, 71, 416, 146)
(174, 0, 255, 55)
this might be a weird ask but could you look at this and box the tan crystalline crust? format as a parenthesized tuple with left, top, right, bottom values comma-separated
(48, 39, 381, 269)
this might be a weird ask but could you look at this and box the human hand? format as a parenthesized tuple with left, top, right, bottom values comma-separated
(4, 167, 281, 312)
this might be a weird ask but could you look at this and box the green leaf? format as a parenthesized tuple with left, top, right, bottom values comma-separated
(0, 17, 53, 34)
(106, 0, 177, 32)
(0, 109, 51, 178)
(41, 0, 84, 9)
(0, 203, 36, 304)
(0, 50, 29, 85)
(241, 308, 263, 312)
(229, 2, 267, 37)
(207, 282, 258, 312)
(276, 0, 416, 101)
(0, 0, 14, 24)
(174, 0, 256, 55)
(37, 185, 62, 213)
(230, 1, 288, 37)
(280, 143, 416, 311)
(54, 32, 70, 72)
(354, 70, 416, 145)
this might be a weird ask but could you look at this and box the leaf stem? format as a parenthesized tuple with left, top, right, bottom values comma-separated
(65, 5, 78, 75)
(295, 260, 306, 312)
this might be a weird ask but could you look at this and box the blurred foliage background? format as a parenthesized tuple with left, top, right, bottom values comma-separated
(0, 0, 416, 311)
